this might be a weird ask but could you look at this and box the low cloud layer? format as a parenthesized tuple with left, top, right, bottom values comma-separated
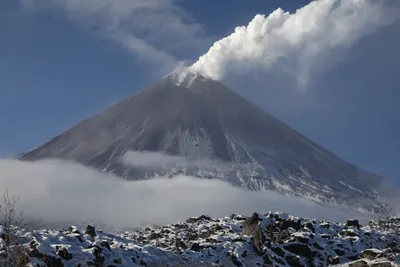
(121, 150, 215, 169)
(0, 158, 372, 232)
(189, 0, 400, 88)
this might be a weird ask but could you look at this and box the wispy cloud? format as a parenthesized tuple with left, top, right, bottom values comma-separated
(19, 0, 210, 74)
(189, 0, 400, 88)
(0, 158, 372, 231)
(120, 150, 216, 169)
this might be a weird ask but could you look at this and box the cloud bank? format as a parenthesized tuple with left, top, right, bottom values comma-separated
(121, 150, 216, 169)
(189, 0, 400, 88)
(0, 159, 369, 231)
(19, 0, 209, 73)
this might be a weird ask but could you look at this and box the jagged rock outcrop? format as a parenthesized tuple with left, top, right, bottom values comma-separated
(3, 213, 400, 266)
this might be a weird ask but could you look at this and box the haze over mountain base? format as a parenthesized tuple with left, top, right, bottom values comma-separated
(0, 158, 372, 231)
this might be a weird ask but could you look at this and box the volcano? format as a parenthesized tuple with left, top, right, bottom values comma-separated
(19, 71, 387, 213)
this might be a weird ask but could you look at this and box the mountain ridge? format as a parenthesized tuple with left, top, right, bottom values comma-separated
(19, 72, 387, 213)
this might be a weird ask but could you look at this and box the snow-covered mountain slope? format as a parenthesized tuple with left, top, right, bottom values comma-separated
(4, 212, 400, 266)
(18, 72, 389, 212)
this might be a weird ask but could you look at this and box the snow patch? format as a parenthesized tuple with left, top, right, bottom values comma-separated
(163, 63, 198, 88)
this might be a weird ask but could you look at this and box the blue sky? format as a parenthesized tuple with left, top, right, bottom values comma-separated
(0, 0, 399, 183)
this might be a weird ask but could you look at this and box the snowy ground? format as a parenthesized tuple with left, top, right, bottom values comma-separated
(1, 212, 400, 266)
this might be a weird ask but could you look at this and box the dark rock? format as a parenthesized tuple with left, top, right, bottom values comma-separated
(113, 258, 122, 264)
(67, 226, 80, 234)
(279, 219, 301, 231)
(27, 247, 43, 258)
(230, 214, 247, 221)
(148, 232, 162, 240)
(320, 223, 330, 229)
(342, 230, 358, 237)
(271, 246, 285, 258)
(347, 254, 359, 261)
(42, 255, 64, 267)
(305, 222, 315, 233)
(349, 260, 368, 267)
(214, 224, 223, 231)
(334, 249, 345, 256)
(295, 236, 309, 244)
(271, 230, 291, 244)
(231, 254, 242, 266)
(346, 220, 361, 229)
(328, 256, 340, 265)
(186, 215, 211, 223)
(286, 255, 301, 267)
(370, 262, 392, 267)
(187, 232, 198, 241)
(57, 247, 73, 261)
(85, 225, 97, 238)
(161, 228, 171, 234)
(358, 249, 381, 260)
(16, 252, 30, 266)
(190, 243, 205, 251)
(263, 254, 272, 265)
(175, 239, 187, 250)
(313, 242, 324, 250)
(321, 234, 331, 240)
(241, 250, 247, 257)
(198, 230, 212, 239)
(243, 213, 265, 252)
(100, 241, 111, 251)
(283, 243, 313, 259)
(273, 255, 286, 265)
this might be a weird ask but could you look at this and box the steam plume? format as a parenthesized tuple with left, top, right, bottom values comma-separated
(189, 0, 399, 88)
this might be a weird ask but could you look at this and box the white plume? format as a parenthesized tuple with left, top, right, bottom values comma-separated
(189, 0, 399, 88)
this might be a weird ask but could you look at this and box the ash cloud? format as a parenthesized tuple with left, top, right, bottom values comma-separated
(0, 158, 372, 231)
(189, 0, 400, 88)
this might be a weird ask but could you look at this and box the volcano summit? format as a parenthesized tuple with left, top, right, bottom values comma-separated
(19, 71, 388, 213)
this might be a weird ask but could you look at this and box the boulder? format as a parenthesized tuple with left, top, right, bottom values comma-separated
(349, 260, 368, 267)
(42, 255, 64, 267)
(190, 243, 205, 251)
(148, 232, 162, 240)
(85, 225, 97, 239)
(359, 249, 382, 260)
(283, 243, 313, 259)
(100, 241, 111, 251)
(186, 215, 211, 223)
(370, 262, 392, 267)
(175, 238, 187, 250)
(57, 247, 73, 261)
(328, 256, 340, 265)
(346, 219, 361, 229)
(279, 219, 301, 231)
(305, 222, 315, 233)
(286, 255, 301, 267)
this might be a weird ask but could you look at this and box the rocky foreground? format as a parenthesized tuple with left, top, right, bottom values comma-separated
(1, 212, 400, 266)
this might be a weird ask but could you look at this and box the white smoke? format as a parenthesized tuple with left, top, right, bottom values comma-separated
(189, 0, 399, 88)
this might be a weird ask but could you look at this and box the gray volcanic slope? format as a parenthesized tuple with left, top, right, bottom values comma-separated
(19, 72, 387, 212)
